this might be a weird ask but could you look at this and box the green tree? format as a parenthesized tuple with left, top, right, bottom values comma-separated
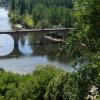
(45, 72, 78, 100)
(11, 0, 16, 10)
(9, 0, 74, 28)
(19, 0, 26, 15)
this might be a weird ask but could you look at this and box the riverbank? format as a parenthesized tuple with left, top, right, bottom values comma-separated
(12, 24, 24, 30)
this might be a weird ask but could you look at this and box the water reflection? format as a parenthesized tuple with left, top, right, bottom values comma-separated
(19, 35, 33, 55)
(0, 34, 14, 56)
(18, 33, 71, 65)
(0, 7, 12, 31)
(0, 33, 73, 74)
(0, 6, 74, 74)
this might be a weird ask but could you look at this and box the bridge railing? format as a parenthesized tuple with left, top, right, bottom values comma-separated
(0, 28, 74, 34)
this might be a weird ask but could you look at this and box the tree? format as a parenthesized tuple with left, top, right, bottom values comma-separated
(11, 0, 16, 10)
(66, 0, 100, 57)
(19, 0, 25, 15)
(45, 72, 78, 100)
(9, 0, 74, 28)
(47, 7, 59, 25)
(32, 4, 46, 25)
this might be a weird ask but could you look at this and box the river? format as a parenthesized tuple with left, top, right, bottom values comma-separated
(0, 7, 73, 74)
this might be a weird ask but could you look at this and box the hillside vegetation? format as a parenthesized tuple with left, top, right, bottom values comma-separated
(0, 64, 99, 100)
(9, 0, 74, 28)
(0, 0, 99, 99)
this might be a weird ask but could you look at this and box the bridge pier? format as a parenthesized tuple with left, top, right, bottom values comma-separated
(9, 33, 21, 56)
(0, 28, 74, 56)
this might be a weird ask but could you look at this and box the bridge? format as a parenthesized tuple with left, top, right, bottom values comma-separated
(0, 28, 74, 43)
(0, 28, 74, 57)
(0, 28, 74, 34)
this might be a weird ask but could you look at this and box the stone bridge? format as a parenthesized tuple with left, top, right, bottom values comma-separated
(0, 28, 74, 57)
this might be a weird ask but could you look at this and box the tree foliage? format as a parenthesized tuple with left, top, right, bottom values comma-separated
(9, 0, 74, 28)
(66, 0, 100, 56)
(1, 0, 99, 99)
(65, 0, 100, 99)
(0, 65, 63, 100)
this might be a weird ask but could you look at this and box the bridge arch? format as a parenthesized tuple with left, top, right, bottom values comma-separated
(0, 34, 14, 56)
(0, 28, 74, 56)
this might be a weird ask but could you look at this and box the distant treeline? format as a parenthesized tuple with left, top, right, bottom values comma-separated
(0, 0, 8, 4)
(8, 0, 75, 28)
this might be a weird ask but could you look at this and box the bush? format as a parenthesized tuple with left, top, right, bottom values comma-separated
(9, 11, 21, 23)
(0, 63, 99, 99)
(0, 65, 63, 100)
(21, 13, 34, 28)
(35, 20, 50, 29)
(45, 72, 78, 100)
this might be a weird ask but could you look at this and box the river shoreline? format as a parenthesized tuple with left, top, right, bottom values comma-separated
(0, 6, 74, 74)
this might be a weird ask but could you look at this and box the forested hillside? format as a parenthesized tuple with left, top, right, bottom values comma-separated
(9, 0, 74, 28)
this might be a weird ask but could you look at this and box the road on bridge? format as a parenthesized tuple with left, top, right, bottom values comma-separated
(0, 28, 74, 34)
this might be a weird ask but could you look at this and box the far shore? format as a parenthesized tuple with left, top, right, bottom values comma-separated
(12, 24, 26, 30)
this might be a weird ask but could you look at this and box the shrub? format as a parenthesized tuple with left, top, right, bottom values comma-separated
(35, 20, 50, 29)
(9, 11, 20, 23)
(45, 72, 78, 100)
(21, 13, 34, 28)
(0, 65, 63, 100)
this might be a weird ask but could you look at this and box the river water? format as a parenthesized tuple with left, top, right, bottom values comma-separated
(0, 7, 73, 74)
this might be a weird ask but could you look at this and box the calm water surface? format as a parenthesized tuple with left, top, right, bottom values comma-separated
(0, 7, 12, 31)
(0, 7, 73, 74)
